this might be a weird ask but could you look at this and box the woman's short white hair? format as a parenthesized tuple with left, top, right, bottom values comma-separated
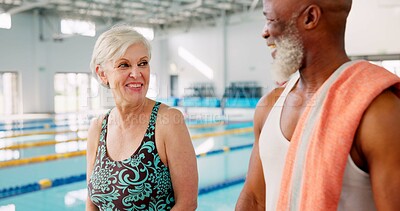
(90, 25, 152, 88)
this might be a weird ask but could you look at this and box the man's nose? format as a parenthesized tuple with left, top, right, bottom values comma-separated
(262, 24, 270, 39)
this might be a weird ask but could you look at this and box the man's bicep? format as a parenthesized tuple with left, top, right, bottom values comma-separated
(236, 139, 266, 210)
(359, 90, 400, 210)
(236, 89, 282, 210)
(367, 119, 400, 210)
(241, 92, 278, 202)
(245, 141, 266, 196)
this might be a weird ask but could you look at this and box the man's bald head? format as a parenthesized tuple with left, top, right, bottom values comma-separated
(315, 0, 352, 15)
(262, 0, 353, 76)
(263, 0, 352, 26)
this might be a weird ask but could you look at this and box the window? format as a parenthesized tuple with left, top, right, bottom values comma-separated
(54, 73, 100, 113)
(381, 60, 400, 76)
(352, 55, 400, 77)
(54, 72, 159, 113)
(369, 60, 400, 77)
(147, 73, 159, 99)
(0, 13, 11, 29)
(0, 72, 19, 115)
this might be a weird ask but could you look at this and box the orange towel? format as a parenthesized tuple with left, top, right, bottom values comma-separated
(277, 60, 400, 210)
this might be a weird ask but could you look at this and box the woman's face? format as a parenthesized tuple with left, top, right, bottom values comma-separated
(101, 43, 150, 107)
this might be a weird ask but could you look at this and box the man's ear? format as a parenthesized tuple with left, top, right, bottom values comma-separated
(301, 5, 321, 30)
(96, 65, 108, 85)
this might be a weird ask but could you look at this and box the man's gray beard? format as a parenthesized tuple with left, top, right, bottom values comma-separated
(271, 22, 304, 83)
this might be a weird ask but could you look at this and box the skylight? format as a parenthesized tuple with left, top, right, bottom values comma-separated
(61, 19, 95, 37)
(133, 27, 154, 41)
(0, 13, 11, 29)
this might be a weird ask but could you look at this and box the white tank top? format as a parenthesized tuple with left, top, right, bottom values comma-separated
(259, 72, 377, 211)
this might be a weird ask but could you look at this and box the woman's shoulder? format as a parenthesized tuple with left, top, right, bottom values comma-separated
(156, 102, 184, 116)
(154, 102, 190, 146)
(155, 102, 185, 127)
(89, 113, 107, 131)
(87, 114, 106, 148)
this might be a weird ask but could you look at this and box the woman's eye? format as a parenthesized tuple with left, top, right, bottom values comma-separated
(138, 61, 148, 67)
(117, 63, 130, 68)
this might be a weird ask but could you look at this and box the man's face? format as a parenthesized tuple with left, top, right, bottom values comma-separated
(262, 0, 304, 83)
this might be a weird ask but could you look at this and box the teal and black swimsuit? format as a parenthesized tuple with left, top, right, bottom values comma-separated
(88, 102, 175, 210)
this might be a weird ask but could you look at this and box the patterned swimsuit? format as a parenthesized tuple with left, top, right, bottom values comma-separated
(88, 102, 175, 211)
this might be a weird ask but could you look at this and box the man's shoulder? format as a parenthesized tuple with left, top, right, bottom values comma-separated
(257, 87, 285, 108)
(360, 89, 400, 130)
(253, 87, 286, 130)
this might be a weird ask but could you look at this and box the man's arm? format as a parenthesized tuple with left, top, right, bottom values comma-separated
(235, 132, 266, 210)
(356, 89, 400, 210)
(236, 88, 284, 210)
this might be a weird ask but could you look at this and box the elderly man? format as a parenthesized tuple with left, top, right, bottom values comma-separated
(236, 0, 400, 210)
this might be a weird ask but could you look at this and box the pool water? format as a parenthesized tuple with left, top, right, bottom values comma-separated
(0, 118, 254, 210)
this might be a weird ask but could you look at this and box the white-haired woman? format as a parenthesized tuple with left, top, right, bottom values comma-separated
(86, 25, 198, 211)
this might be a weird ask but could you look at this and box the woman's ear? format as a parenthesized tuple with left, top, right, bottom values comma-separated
(301, 5, 321, 30)
(96, 65, 108, 86)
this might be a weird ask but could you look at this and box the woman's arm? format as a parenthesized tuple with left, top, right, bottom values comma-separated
(160, 107, 198, 211)
(85, 117, 102, 211)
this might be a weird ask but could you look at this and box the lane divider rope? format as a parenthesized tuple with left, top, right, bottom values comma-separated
(1, 121, 251, 139)
(0, 141, 253, 169)
(0, 124, 72, 132)
(0, 138, 87, 150)
(0, 174, 87, 199)
(191, 127, 253, 139)
(0, 173, 246, 200)
(0, 151, 87, 168)
(0, 144, 252, 198)
(0, 127, 253, 150)
(187, 122, 225, 129)
(198, 176, 246, 195)
(0, 129, 87, 139)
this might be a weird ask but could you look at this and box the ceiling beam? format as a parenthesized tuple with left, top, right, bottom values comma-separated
(7, 1, 49, 15)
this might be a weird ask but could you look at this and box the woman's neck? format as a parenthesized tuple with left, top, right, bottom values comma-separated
(113, 98, 149, 129)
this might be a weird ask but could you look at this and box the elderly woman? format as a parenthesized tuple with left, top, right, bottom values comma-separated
(86, 25, 198, 211)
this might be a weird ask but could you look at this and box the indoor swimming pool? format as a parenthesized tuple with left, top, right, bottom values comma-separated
(0, 112, 254, 210)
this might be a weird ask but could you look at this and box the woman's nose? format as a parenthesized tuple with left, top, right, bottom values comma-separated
(129, 68, 142, 78)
